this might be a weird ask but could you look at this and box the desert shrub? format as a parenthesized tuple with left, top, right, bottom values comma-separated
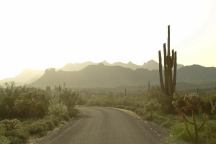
(28, 120, 48, 136)
(48, 101, 68, 118)
(0, 135, 10, 144)
(28, 116, 60, 136)
(0, 84, 49, 119)
(0, 84, 79, 143)
(14, 89, 49, 118)
(59, 88, 78, 109)
(144, 98, 161, 121)
(0, 119, 29, 144)
(47, 115, 59, 126)
(0, 119, 21, 130)
(6, 128, 29, 143)
(48, 86, 78, 119)
(68, 108, 78, 117)
(166, 122, 193, 143)
(202, 120, 216, 144)
(0, 124, 6, 135)
(8, 136, 24, 144)
(167, 119, 216, 144)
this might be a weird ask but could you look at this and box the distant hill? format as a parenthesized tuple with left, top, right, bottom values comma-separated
(61, 61, 140, 71)
(177, 65, 216, 83)
(32, 64, 158, 88)
(61, 60, 184, 71)
(111, 61, 140, 70)
(142, 60, 159, 70)
(142, 60, 184, 70)
(31, 64, 216, 89)
(0, 69, 44, 85)
(61, 61, 96, 71)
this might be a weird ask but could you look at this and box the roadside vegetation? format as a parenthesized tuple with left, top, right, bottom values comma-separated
(0, 82, 78, 144)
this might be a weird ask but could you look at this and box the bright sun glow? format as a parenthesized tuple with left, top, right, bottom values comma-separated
(0, 0, 215, 79)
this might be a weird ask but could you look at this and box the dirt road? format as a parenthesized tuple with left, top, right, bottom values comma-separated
(39, 107, 165, 144)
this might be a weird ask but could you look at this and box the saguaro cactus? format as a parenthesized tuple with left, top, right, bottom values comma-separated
(158, 25, 177, 105)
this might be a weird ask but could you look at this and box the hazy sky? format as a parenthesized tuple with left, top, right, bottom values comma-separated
(0, 0, 215, 79)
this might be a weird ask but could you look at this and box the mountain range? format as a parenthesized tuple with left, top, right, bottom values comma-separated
(61, 60, 184, 71)
(31, 63, 216, 90)
(0, 69, 44, 85)
(3, 60, 215, 90)
(0, 60, 172, 84)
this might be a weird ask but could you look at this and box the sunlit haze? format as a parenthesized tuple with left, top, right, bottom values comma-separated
(0, 0, 215, 79)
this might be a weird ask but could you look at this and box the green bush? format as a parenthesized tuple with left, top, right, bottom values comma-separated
(0, 84, 79, 143)
(6, 128, 29, 143)
(166, 119, 216, 144)
(68, 108, 78, 118)
(0, 135, 10, 144)
(202, 120, 216, 144)
(48, 102, 68, 118)
(45, 120, 55, 130)
(0, 84, 49, 119)
(0, 124, 6, 135)
(0, 119, 21, 131)
(28, 120, 47, 135)
(0, 120, 30, 144)
(166, 122, 192, 143)
(28, 116, 61, 136)
(8, 136, 25, 144)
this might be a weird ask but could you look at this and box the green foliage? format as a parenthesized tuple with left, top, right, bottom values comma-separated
(0, 136, 10, 144)
(145, 98, 161, 121)
(204, 120, 216, 144)
(173, 95, 208, 144)
(166, 122, 192, 143)
(0, 119, 29, 144)
(0, 83, 78, 143)
(48, 102, 68, 118)
(14, 89, 49, 118)
(7, 128, 29, 143)
(167, 119, 216, 144)
(0, 84, 49, 119)
(59, 88, 78, 109)
(0, 124, 6, 135)
(28, 116, 59, 136)
(0, 119, 21, 130)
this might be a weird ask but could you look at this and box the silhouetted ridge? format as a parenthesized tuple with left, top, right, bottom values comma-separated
(31, 64, 216, 89)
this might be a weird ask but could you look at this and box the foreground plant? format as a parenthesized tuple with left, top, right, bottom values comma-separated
(145, 98, 161, 121)
(173, 95, 208, 144)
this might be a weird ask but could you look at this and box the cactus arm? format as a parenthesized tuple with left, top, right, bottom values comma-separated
(172, 51, 177, 93)
(171, 50, 175, 67)
(163, 43, 168, 93)
(167, 25, 170, 56)
(163, 43, 167, 66)
(159, 50, 165, 92)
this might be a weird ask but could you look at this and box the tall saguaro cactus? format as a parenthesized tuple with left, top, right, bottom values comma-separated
(158, 25, 177, 107)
